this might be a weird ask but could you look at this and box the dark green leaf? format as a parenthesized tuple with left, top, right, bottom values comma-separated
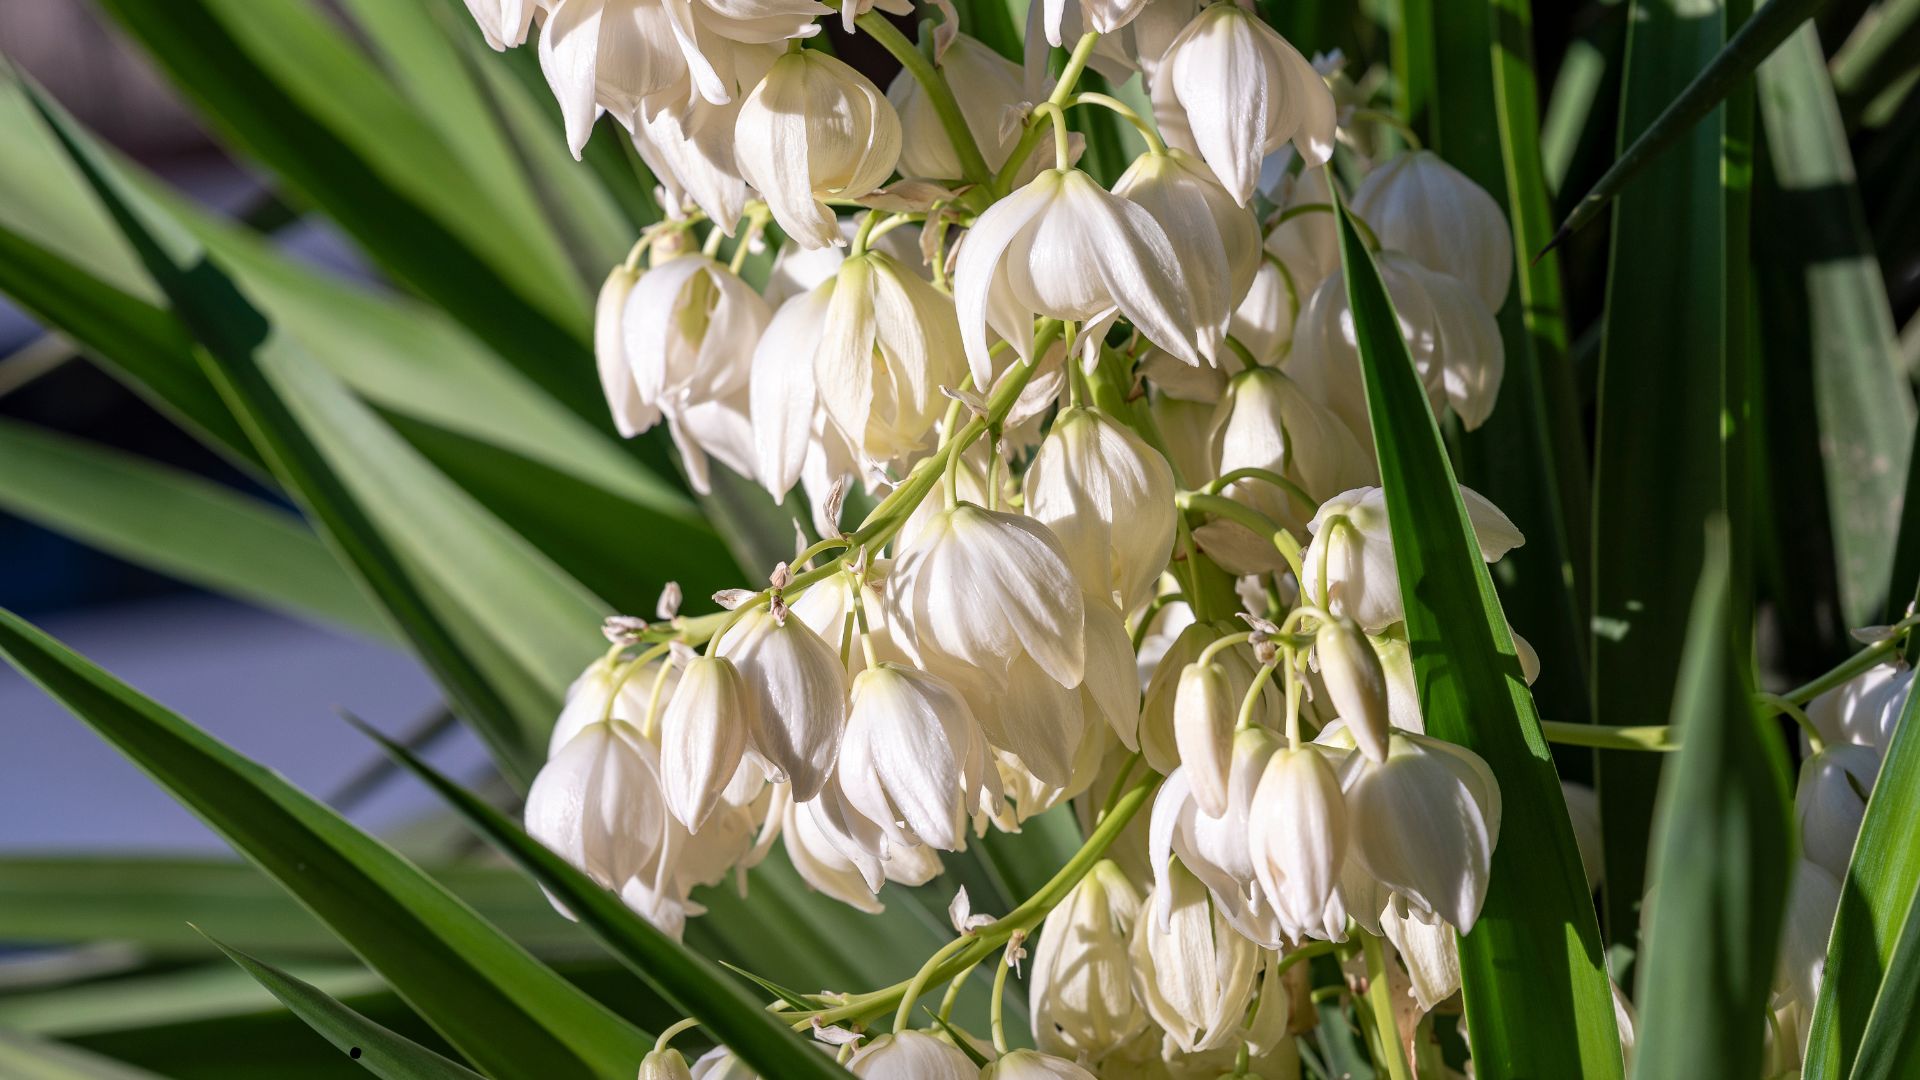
(1335, 199, 1624, 1077)
(0, 608, 653, 1078)
(1846, 886, 1920, 1080)
(1628, 520, 1792, 1079)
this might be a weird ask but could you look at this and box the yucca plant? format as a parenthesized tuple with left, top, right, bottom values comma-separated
(0, 0, 1914, 1076)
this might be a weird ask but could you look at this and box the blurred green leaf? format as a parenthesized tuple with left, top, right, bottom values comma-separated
(0, 963, 388, 1039)
(1335, 198, 1624, 1078)
(1830, 0, 1920, 123)
(0, 421, 387, 641)
(205, 937, 485, 1080)
(356, 721, 856, 1080)
(1628, 519, 1791, 1079)
(1886, 424, 1920, 625)
(0, 1032, 164, 1080)
(0, 608, 653, 1078)
(1755, 23, 1915, 627)
(1541, 0, 1627, 200)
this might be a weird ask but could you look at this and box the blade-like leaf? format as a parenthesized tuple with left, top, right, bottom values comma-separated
(1829, 0, 1920, 123)
(353, 721, 856, 1080)
(204, 935, 485, 1080)
(0, 608, 653, 1078)
(0, 420, 387, 641)
(1887, 423, 1920, 625)
(1846, 886, 1920, 1080)
(1550, 0, 1824, 247)
(0, 1032, 165, 1080)
(1592, 0, 1740, 955)
(1628, 520, 1792, 1078)
(1334, 199, 1624, 1077)
(0, 962, 388, 1038)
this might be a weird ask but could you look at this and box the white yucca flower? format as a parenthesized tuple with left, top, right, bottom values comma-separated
(838, 663, 993, 851)
(631, 93, 753, 234)
(1139, 622, 1278, 775)
(1131, 860, 1261, 1054)
(688, 1046, 759, 1080)
(954, 168, 1201, 384)
(639, 1047, 694, 1080)
(464, 0, 540, 51)
(735, 50, 902, 249)
(1150, 728, 1286, 949)
(594, 263, 655, 438)
(787, 562, 915, 675)
(813, 251, 966, 466)
(1777, 857, 1840, 1011)
(1380, 899, 1461, 1012)
(895, 503, 1087, 687)
(1352, 150, 1514, 310)
(1039, 0, 1155, 45)
(781, 779, 943, 912)
(846, 1031, 975, 1078)
(1795, 744, 1877, 878)
(1152, 3, 1335, 205)
(889, 34, 1029, 180)
(1031, 859, 1149, 1058)
(980, 1048, 1097, 1080)
(1342, 731, 1502, 931)
(1209, 366, 1374, 541)
(1172, 660, 1238, 817)
(1287, 251, 1504, 433)
(1806, 660, 1913, 751)
(658, 655, 753, 831)
(1112, 149, 1261, 357)
(714, 606, 848, 801)
(525, 719, 668, 909)
(1314, 616, 1392, 762)
(1025, 406, 1178, 613)
(1247, 743, 1350, 943)
(550, 651, 674, 755)
(1301, 485, 1523, 632)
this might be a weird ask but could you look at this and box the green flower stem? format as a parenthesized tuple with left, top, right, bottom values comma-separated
(854, 11, 992, 187)
(1206, 467, 1320, 514)
(1067, 91, 1166, 154)
(989, 944, 1015, 1054)
(1779, 615, 1919, 703)
(1361, 931, 1413, 1080)
(653, 1017, 702, 1054)
(1757, 693, 1824, 751)
(993, 31, 1102, 196)
(1539, 721, 1679, 751)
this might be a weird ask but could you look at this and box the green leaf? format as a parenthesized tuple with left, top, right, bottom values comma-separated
(1886, 424, 1920, 626)
(1628, 520, 1792, 1079)
(352, 721, 856, 1080)
(1592, 0, 1741, 955)
(0, 420, 387, 641)
(0, 963, 389, 1038)
(1549, 0, 1823, 248)
(1804, 659, 1920, 1076)
(203, 935, 485, 1080)
(1830, 0, 1920, 123)
(0, 608, 653, 1078)
(1754, 23, 1916, 627)
(1333, 199, 1624, 1077)
(0, 1032, 165, 1080)
(1846, 886, 1920, 1080)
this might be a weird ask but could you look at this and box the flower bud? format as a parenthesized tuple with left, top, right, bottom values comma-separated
(1796, 744, 1878, 878)
(1031, 860, 1149, 1058)
(639, 1048, 694, 1080)
(1343, 732, 1501, 932)
(1151, 727, 1285, 948)
(1301, 485, 1524, 632)
(811, 251, 966, 466)
(1113, 149, 1261, 357)
(839, 663, 992, 851)
(736, 50, 902, 249)
(1352, 150, 1514, 310)
(980, 1048, 1097, 1079)
(659, 656, 754, 832)
(1025, 407, 1179, 613)
(1806, 661, 1912, 752)
(1315, 618, 1391, 762)
(889, 35, 1027, 180)
(715, 606, 849, 801)
(596, 263, 656, 438)
(895, 504, 1087, 688)
(1248, 744, 1350, 943)
(1131, 860, 1259, 1054)
(1151, 4, 1334, 205)
(1173, 662, 1237, 818)
(525, 720, 668, 909)
(847, 1031, 975, 1078)
(1141, 624, 1277, 775)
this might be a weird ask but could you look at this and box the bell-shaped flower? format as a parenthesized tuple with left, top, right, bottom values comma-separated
(1140, 623, 1278, 775)
(1211, 366, 1374, 534)
(994, 720, 1111, 826)
(714, 605, 849, 801)
(689, 1046, 760, 1079)
(464, 0, 538, 50)
(959, 646, 1086, 787)
(1287, 252, 1504, 433)
(1315, 617, 1392, 762)
(1796, 743, 1878, 878)
(954, 168, 1201, 386)
(1031, 859, 1149, 1059)
(1151, 728, 1285, 948)
(894, 503, 1087, 687)
(1131, 860, 1261, 1054)
(1379, 899, 1461, 1012)
(595, 263, 658, 438)
(1352, 150, 1513, 310)
(525, 719, 668, 907)
(1151, 4, 1334, 205)
(1807, 660, 1913, 752)
(736, 50, 902, 249)
(1265, 164, 1340, 292)
(658, 655, 754, 831)
(550, 652, 676, 755)
(1025, 407, 1178, 613)
(838, 663, 992, 851)
(1248, 742, 1351, 944)
(1173, 661, 1239, 817)
(788, 561, 917, 675)
(639, 1048, 694, 1080)
(812, 251, 967, 465)
(781, 779, 942, 912)
(889, 34, 1029, 180)
(847, 1031, 975, 1079)
(981, 1048, 1097, 1080)
(1039, 0, 1153, 45)
(1342, 732, 1502, 931)
(1777, 857, 1841, 1009)
(749, 286, 835, 499)
(631, 91, 756, 235)
(1301, 485, 1523, 632)
(1113, 149, 1262, 357)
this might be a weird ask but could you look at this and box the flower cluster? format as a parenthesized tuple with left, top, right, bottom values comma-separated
(474, 0, 1530, 1073)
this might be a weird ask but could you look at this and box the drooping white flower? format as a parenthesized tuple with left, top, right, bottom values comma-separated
(1248, 743, 1351, 943)
(1315, 617, 1392, 762)
(525, 719, 668, 906)
(1173, 661, 1239, 818)
(1151, 728, 1285, 948)
(811, 251, 967, 465)
(980, 1048, 1097, 1080)
(1040, 0, 1154, 45)
(1352, 150, 1514, 310)
(1211, 366, 1375, 534)
(1796, 743, 1878, 878)
(846, 1031, 975, 1079)
(1025, 407, 1178, 613)
(464, 0, 540, 51)
(658, 655, 754, 831)
(1777, 857, 1841, 1010)
(550, 652, 675, 755)
(595, 263, 656, 438)
(689, 1046, 759, 1080)
(714, 605, 848, 801)
(1806, 660, 1913, 752)
(1140, 623, 1278, 775)
(954, 168, 1201, 385)
(1131, 860, 1261, 1054)
(889, 34, 1028, 180)
(1379, 900, 1461, 1012)
(1113, 149, 1262, 357)
(894, 503, 1087, 687)
(1342, 732, 1502, 931)
(630, 90, 759, 234)
(1031, 859, 1149, 1058)
(639, 1047, 695, 1080)
(735, 50, 902, 249)
(838, 663, 993, 851)
(1152, 4, 1335, 205)
(1300, 485, 1524, 632)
